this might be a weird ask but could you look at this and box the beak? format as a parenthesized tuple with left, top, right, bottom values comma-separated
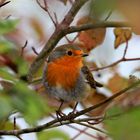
(82, 53, 88, 57)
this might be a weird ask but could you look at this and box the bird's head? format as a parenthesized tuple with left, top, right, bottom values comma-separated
(48, 44, 88, 65)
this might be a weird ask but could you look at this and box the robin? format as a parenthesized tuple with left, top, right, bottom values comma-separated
(42, 44, 102, 115)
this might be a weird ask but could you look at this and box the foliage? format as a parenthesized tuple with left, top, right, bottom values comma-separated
(0, 20, 19, 35)
(38, 130, 70, 140)
(105, 107, 140, 140)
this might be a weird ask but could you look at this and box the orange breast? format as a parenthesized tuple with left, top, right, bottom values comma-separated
(46, 56, 83, 90)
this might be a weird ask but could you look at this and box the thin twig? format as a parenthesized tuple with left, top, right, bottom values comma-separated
(104, 10, 113, 21)
(71, 127, 88, 140)
(91, 40, 140, 71)
(69, 124, 98, 139)
(75, 122, 107, 134)
(36, 0, 57, 27)
(21, 41, 28, 57)
(16, 135, 23, 140)
(0, 1, 10, 8)
(122, 36, 129, 58)
(32, 47, 39, 56)
(50, 114, 98, 139)
(13, 117, 16, 130)
(91, 57, 140, 71)
(64, 21, 130, 34)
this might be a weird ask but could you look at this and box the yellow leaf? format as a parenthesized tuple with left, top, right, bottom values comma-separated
(114, 28, 132, 49)
(108, 73, 129, 94)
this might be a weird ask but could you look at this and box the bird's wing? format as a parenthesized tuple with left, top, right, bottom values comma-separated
(81, 65, 103, 89)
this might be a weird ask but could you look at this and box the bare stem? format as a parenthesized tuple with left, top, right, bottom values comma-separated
(21, 40, 28, 57)
(0, 1, 10, 8)
(75, 122, 107, 134)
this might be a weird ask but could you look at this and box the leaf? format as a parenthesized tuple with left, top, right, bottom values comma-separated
(105, 107, 140, 140)
(108, 73, 129, 94)
(117, 0, 140, 34)
(38, 129, 70, 140)
(15, 57, 29, 76)
(77, 16, 106, 52)
(90, 0, 116, 19)
(81, 90, 108, 116)
(0, 19, 19, 35)
(0, 95, 13, 120)
(6, 81, 50, 124)
(29, 18, 46, 42)
(0, 120, 19, 130)
(0, 68, 16, 81)
(0, 40, 14, 53)
(114, 28, 132, 49)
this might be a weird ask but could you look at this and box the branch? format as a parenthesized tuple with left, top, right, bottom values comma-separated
(71, 127, 89, 140)
(21, 40, 28, 57)
(91, 57, 140, 71)
(91, 40, 140, 71)
(36, 0, 58, 27)
(75, 122, 107, 134)
(27, 0, 91, 82)
(64, 21, 130, 34)
(0, 1, 10, 8)
(72, 80, 140, 117)
(50, 113, 98, 139)
(0, 80, 139, 136)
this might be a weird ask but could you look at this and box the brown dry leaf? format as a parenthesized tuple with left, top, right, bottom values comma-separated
(117, 0, 140, 34)
(29, 18, 46, 43)
(107, 73, 129, 101)
(77, 16, 106, 52)
(117, 87, 140, 108)
(114, 28, 132, 49)
(81, 90, 108, 116)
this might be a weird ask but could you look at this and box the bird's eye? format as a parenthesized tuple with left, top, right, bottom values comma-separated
(67, 50, 73, 56)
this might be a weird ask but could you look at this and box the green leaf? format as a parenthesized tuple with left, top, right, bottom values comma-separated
(0, 120, 19, 130)
(0, 40, 14, 53)
(7, 81, 50, 124)
(105, 107, 140, 140)
(90, 0, 116, 19)
(0, 95, 13, 120)
(0, 68, 16, 81)
(38, 130, 70, 140)
(15, 57, 29, 76)
(0, 19, 19, 35)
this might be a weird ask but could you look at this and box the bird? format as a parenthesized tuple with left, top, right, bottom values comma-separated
(42, 44, 103, 115)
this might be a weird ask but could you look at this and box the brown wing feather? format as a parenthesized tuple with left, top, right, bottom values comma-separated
(81, 66, 103, 88)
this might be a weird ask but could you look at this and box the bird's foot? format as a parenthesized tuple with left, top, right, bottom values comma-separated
(56, 110, 66, 124)
(68, 102, 78, 116)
